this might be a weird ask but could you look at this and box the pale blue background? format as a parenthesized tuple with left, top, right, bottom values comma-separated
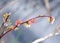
(0, 0, 60, 43)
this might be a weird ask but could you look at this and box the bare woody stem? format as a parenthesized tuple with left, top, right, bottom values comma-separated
(0, 15, 50, 39)
(45, 0, 51, 16)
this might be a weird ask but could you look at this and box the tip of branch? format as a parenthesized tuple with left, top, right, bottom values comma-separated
(48, 16, 55, 24)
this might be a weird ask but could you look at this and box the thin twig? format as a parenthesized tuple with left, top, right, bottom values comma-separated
(45, 0, 51, 16)
(0, 15, 50, 39)
(32, 24, 60, 43)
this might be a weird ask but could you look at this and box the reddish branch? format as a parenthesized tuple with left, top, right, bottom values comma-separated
(0, 15, 50, 39)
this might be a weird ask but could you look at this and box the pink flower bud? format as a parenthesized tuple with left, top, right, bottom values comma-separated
(16, 19, 22, 26)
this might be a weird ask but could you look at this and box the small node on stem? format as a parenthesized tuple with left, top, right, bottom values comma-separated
(30, 19, 36, 23)
(24, 21, 31, 28)
(8, 25, 14, 30)
(15, 19, 22, 26)
(14, 27, 19, 31)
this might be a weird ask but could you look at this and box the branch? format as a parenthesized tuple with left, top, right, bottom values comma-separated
(45, 0, 51, 15)
(0, 15, 51, 39)
(32, 24, 60, 43)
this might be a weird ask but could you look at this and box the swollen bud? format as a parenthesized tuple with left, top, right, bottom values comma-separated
(8, 25, 14, 29)
(24, 21, 31, 28)
(49, 16, 55, 24)
(15, 19, 22, 26)
(3, 12, 11, 19)
(30, 19, 35, 23)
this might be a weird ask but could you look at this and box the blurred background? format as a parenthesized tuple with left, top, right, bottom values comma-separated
(0, 0, 60, 43)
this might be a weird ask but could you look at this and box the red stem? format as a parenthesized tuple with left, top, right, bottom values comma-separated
(0, 15, 50, 39)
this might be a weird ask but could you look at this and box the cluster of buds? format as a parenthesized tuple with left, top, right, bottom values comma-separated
(3, 13, 55, 31)
(0, 13, 55, 40)
(24, 18, 36, 28)
(3, 12, 11, 27)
